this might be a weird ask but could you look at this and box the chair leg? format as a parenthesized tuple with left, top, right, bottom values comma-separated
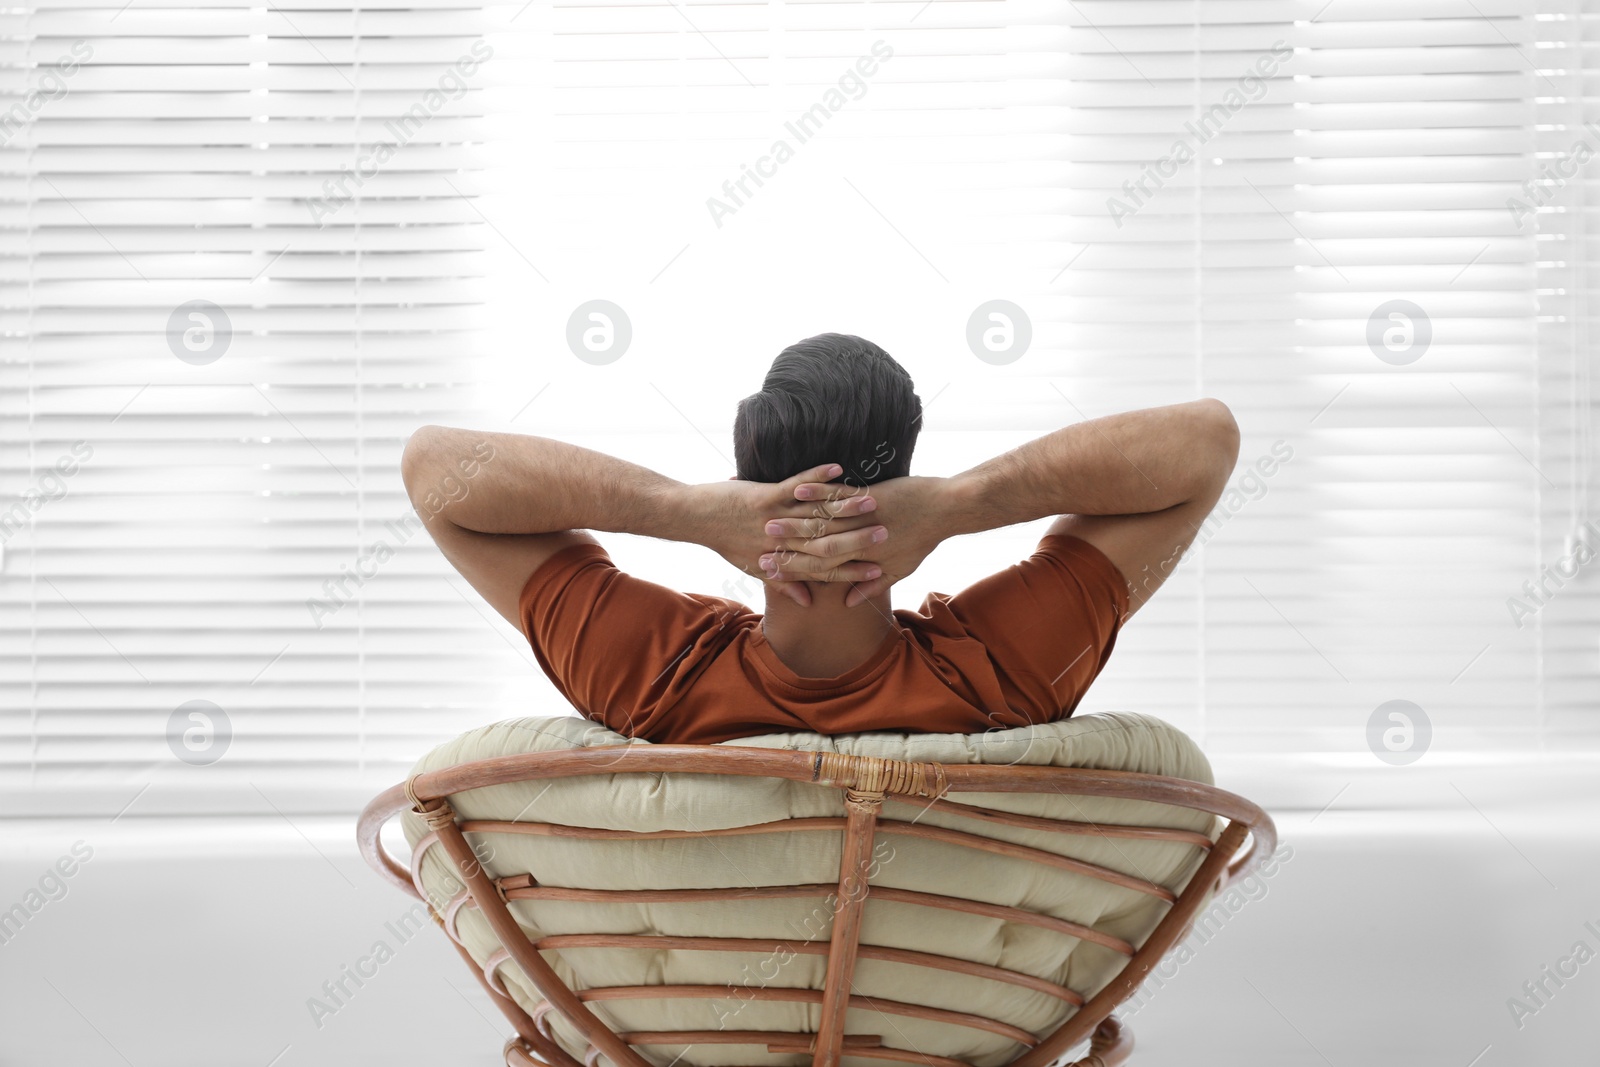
(1061, 1016, 1132, 1067)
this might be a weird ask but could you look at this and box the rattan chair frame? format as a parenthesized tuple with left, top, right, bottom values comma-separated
(357, 743, 1277, 1067)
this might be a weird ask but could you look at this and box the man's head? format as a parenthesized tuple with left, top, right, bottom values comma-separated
(734, 333, 922, 488)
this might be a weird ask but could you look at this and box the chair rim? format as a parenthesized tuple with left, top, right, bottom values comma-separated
(357, 742, 1277, 1067)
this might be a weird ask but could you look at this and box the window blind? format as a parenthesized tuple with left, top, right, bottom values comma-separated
(1050, 0, 1555, 753)
(1533, 0, 1600, 742)
(0, 0, 508, 814)
(5, 0, 1594, 817)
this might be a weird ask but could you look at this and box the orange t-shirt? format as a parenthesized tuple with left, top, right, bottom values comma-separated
(517, 533, 1129, 746)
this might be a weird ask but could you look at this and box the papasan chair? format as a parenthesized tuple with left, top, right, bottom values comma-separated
(357, 711, 1277, 1067)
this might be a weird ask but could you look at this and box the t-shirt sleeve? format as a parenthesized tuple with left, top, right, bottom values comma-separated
(515, 542, 744, 737)
(941, 532, 1130, 723)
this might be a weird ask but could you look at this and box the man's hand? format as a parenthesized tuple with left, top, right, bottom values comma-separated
(683, 462, 887, 606)
(759, 475, 956, 607)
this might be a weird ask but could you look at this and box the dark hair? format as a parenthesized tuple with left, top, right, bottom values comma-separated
(733, 333, 922, 488)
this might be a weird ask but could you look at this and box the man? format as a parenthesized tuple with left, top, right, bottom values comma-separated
(401, 333, 1239, 744)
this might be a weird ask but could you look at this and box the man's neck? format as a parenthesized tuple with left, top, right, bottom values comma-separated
(760, 582, 897, 678)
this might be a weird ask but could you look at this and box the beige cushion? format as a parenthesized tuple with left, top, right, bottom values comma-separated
(401, 712, 1219, 1067)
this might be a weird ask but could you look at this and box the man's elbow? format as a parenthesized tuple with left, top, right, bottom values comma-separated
(1192, 397, 1241, 479)
(400, 424, 452, 502)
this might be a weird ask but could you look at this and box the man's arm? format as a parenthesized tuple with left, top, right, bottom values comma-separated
(946, 398, 1240, 615)
(400, 425, 883, 627)
(761, 399, 1240, 616)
